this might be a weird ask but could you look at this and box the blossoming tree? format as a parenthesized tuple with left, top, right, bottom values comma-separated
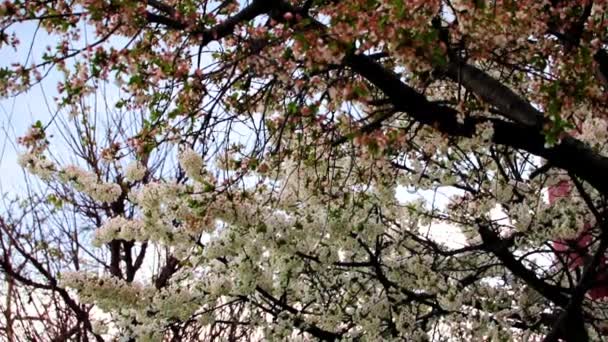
(2, 0, 608, 340)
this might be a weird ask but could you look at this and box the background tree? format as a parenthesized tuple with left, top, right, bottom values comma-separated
(2, 0, 608, 340)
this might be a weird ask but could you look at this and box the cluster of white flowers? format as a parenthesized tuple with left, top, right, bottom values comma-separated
(60, 165, 122, 203)
(579, 116, 608, 153)
(178, 147, 205, 181)
(57, 132, 583, 341)
(91, 319, 110, 335)
(128, 181, 219, 244)
(509, 202, 534, 232)
(124, 161, 147, 182)
(60, 272, 150, 311)
(62, 270, 208, 340)
(92, 217, 146, 246)
(150, 285, 199, 321)
(475, 122, 495, 143)
(17, 152, 56, 180)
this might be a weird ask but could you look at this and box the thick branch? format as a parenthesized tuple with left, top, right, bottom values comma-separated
(444, 62, 543, 127)
(476, 222, 570, 307)
(147, 0, 176, 16)
(345, 53, 608, 196)
(147, 0, 277, 48)
(154, 255, 180, 289)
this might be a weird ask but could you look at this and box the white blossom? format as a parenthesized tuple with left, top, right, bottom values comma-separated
(17, 152, 56, 180)
(60, 165, 122, 203)
(124, 161, 146, 182)
(178, 147, 204, 181)
(93, 217, 146, 246)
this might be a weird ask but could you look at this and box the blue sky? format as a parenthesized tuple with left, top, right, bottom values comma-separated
(0, 21, 58, 196)
(0, 19, 117, 197)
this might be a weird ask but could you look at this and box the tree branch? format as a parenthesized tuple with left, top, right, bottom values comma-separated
(443, 61, 544, 127)
(477, 222, 570, 308)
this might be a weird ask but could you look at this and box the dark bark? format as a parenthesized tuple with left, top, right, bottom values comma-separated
(345, 52, 608, 196)
(154, 255, 180, 289)
(443, 61, 543, 127)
